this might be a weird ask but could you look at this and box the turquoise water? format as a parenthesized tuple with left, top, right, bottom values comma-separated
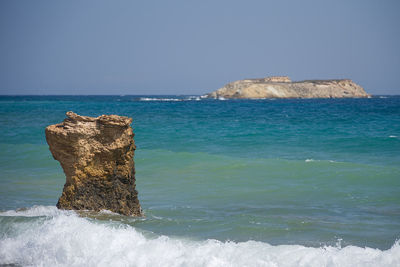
(0, 96, 399, 266)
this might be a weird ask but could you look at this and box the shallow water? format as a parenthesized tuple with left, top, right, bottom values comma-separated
(0, 95, 399, 266)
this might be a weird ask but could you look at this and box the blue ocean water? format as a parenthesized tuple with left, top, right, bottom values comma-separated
(0, 95, 399, 266)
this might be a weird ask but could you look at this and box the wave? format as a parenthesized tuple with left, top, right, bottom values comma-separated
(0, 205, 67, 217)
(1, 206, 399, 267)
(139, 97, 183, 102)
(139, 96, 202, 102)
(305, 159, 337, 163)
(137, 96, 284, 101)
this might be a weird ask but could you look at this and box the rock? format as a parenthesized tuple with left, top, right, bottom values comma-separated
(206, 76, 370, 99)
(45, 111, 142, 216)
(264, 76, 291, 83)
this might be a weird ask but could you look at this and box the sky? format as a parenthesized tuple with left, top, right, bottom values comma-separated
(0, 0, 399, 95)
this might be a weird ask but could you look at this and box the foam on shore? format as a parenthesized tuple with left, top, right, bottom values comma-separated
(1, 206, 399, 267)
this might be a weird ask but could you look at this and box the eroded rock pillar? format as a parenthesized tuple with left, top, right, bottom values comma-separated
(45, 111, 141, 216)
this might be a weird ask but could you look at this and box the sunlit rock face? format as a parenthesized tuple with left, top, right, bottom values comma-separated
(45, 111, 142, 216)
(207, 77, 370, 99)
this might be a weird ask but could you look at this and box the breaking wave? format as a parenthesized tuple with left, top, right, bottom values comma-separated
(139, 97, 183, 101)
(138, 96, 203, 101)
(0, 206, 399, 267)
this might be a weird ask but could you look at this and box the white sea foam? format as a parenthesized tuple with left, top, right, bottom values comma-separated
(139, 96, 204, 101)
(0, 205, 67, 217)
(139, 97, 182, 101)
(305, 159, 337, 163)
(389, 135, 397, 138)
(1, 206, 399, 267)
(186, 96, 201, 101)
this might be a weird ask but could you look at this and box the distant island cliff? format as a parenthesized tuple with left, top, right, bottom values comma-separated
(206, 76, 370, 99)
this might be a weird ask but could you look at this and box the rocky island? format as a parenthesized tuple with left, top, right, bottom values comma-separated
(206, 76, 369, 99)
(45, 111, 142, 216)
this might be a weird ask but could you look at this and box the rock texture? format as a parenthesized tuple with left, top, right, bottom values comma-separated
(264, 76, 291, 83)
(45, 111, 141, 216)
(207, 77, 370, 99)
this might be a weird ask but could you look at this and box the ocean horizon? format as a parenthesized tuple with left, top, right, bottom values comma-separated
(1, 95, 399, 266)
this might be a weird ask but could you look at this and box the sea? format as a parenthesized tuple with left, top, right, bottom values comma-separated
(0, 95, 399, 266)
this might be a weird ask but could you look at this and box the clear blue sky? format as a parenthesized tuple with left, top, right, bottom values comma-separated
(0, 0, 399, 95)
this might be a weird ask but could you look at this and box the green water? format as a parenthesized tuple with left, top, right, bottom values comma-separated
(0, 95, 399, 251)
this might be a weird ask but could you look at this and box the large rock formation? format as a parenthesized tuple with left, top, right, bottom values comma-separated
(206, 76, 370, 99)
(45, 111, 142, 216)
